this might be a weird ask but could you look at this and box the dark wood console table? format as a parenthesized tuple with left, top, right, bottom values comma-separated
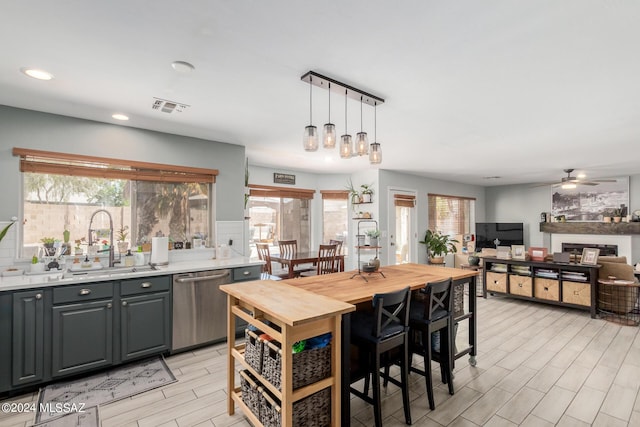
(483, 257, 600, 318)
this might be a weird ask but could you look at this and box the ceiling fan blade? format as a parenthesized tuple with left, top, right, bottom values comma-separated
(593, 179, 617, 182)
(580, 182, 599, 186)
(529, 182, 558, 188)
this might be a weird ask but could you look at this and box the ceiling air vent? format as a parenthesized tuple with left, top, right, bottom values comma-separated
(151, 97, 190, 114)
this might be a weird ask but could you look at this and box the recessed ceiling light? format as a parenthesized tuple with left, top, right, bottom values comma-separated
(171, 61, 195, 73)
(112, 113, 129, 121)
(21, 68, 53, 81)
(577, 173, 586, 178)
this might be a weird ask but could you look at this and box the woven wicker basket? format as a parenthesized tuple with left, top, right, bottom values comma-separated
(262, 341, 331, 390)
(244, 329, 264, 374)
(261, 387, 331, 427)
(239, 370, 262, 417)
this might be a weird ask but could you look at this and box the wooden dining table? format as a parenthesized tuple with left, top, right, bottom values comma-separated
(284, 263, 479, 426)
(270, 250, 345, 279)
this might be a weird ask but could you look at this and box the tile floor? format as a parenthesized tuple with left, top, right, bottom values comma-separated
(1, 294, 640, 426)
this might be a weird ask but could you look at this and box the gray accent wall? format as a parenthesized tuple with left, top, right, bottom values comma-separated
(486, 177, 640, 262)
(0, 106, 246, 223)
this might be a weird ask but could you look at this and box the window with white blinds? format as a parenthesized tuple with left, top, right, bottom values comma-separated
(428, 194, 475, 235)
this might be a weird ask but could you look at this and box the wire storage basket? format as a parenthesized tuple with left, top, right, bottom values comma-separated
(260, 387, 331, 427)
(598, 281, 640, 326)
(261, 340, 331, 390)
(239, 370, 262, 418)
(244, 329, 264, 373)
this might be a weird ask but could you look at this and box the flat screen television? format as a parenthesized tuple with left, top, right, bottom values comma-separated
(475, 222, 524, 250)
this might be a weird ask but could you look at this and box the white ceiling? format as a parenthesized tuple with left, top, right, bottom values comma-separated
(2, 1, 640, 186)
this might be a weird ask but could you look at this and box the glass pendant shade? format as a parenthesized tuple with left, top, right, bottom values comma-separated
(340, 134, 352, 159)
(303, 125, 319, 151)
(369, 142, 382, 164)
(323, 123, 336, 148)
(355, 132, 369, 156)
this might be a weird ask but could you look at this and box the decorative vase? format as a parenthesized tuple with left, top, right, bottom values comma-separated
(613, 216, 622, 223)
(117, 241, 129, 255)
(369, 237, 378, 247)
(603, 216, 611, 223)
(362, 193, 372, 203)
(468, 255, 480, 266)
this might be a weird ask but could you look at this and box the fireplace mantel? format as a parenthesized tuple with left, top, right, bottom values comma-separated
(540, 222, 640, 235)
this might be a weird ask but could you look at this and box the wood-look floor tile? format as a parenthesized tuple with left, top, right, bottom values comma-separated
(556, 414, 592, 426)
(564, 385, 606, 424)
(460, 386, 513, 425)
(483, 415, 518, 427)
(555, 363, 592, 392)
(530, 385, 576, 424)
(520, 413, 555, 426)
(600, 383, 637, 421)
(592, 412, 628, 427)
(495, 386, 544, 425)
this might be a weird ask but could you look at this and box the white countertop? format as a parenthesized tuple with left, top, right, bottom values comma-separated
(0, 257, 263, 292)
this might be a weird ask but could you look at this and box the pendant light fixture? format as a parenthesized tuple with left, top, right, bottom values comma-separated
(340, 89, 352, 159)
(303, 76, 318, 152)
(300, 71, 384, 163)
(355, 96, 369, 156)
(369, 102, 382, 164)
(322, 83, 336, 149)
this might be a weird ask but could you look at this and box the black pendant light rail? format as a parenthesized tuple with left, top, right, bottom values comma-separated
(300, 71, 385, 107)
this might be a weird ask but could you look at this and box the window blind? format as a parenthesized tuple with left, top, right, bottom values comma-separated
(394, 194, 415, 207)
(249, 184, 315, 199)
(428, 193, 475, 235)
(13, 147, 218, 183)
(320, 190, 349, 200)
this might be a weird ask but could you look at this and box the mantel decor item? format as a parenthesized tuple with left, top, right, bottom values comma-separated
(528, 247, 548, 262)
(511, 245, 526, 260)
(301, 71, 385, 164)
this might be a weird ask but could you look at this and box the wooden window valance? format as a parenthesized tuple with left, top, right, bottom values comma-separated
(394, 194, 416, 207)
(249, 184, 315, 200)
(12, 147, 218, 183)
(320, 190, 349, 200)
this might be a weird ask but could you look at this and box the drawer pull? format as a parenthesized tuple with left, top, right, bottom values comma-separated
(79, 289, 91, 296)
(107, 303, 112, 309)
(243, 270, 250, 276)
(544, 287, 549, 291)
(141, 282, 152, 288)
(35, 293, 42, 300)
(122, 301, 128, 306)
(518, 283, 523, 287)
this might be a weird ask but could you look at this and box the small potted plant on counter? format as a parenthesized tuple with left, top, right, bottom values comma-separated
(117, 225, 129, 254)
(419, 229, 458, 264)
(612, 208, 623, 223)
(40, 237, 57, 256)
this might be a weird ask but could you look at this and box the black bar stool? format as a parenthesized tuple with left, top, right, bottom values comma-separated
(349, 286, 412, 427)
(408, 277, 455, 410)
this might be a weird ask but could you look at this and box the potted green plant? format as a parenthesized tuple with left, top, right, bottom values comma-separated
(40, 237, 57, 256)
(346, 178, 361, 204)
(365, 229, 381, 247)
(612, 208, 622, 223)
(0, 217, 17, 245)
(117, 225, 129, 254)
(419, 230, 458, 264)
(360, 184, 374, 203)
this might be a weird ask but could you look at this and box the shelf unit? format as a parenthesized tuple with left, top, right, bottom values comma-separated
(351, 219, 384, 282)
(220, 280, 353, 427)
(482, 257, 600, 318)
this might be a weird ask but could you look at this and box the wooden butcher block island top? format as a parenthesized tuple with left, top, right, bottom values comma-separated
(220, 279, 354, 326)
(285, 263, 478, 304)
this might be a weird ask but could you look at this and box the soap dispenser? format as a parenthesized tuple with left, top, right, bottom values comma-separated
(124, 250, 135, 267)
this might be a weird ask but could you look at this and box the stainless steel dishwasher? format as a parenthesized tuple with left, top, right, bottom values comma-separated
(172, 269, 231, 352)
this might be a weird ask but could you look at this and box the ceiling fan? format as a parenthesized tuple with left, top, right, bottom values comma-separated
(533, 169, 616, 188)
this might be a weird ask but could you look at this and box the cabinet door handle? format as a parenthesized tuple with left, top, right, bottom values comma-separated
(79, 289, 91, 296)
(122, 301, 128, 306)
(141, 282, 152, 288)
(35, 293, 42, 300)
(243, 271, 250, 276)
(107, 303, 112, 309)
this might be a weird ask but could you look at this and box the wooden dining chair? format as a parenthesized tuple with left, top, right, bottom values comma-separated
(277, 239, 313, 276)
(329, 239, 344, 272)
(300, 244, 337, 277)
(255, 243, 289, 279)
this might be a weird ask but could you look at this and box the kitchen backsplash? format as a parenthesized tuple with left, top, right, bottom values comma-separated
(216, 221, 247, 257)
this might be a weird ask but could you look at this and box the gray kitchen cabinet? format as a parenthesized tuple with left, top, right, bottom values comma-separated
(232, 265, 262, 282)
(120, 276, 171, 361)
(51, 282, 115, 378)
(12, 289, 45, 386)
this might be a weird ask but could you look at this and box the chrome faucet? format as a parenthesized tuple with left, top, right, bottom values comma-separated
(88, 209, 117, 267)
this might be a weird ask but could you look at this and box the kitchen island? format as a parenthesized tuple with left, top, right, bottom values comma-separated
(223, 263, 478, 426)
